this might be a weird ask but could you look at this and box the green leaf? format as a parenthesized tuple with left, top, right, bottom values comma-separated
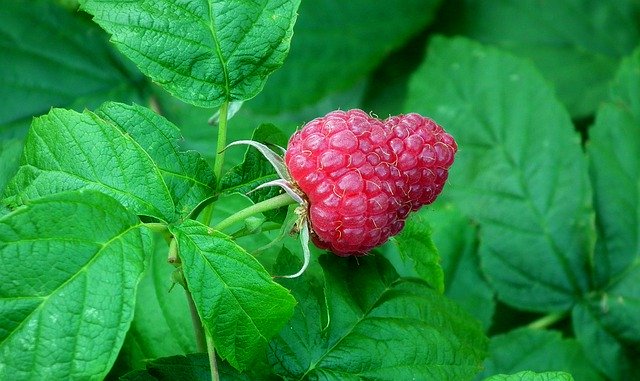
(3, 107, 175, 221)
(0, 190, 152, 380)
(572, 302, 639, 380)
(79, 0, 300, 108)
(424, 202, 495, 331)
(170, 219, 296, 371)
(221, 123, 290, 223)
(95, 102, 216, 218)
(588, 46, 640, 285)
(269, 254, 488, 380)
(0, 0, 144, 135)
(406, 36, 594, 312)
(117, 238, 196, 370)
(387, 211, 444, 293)
(474, 327, 603, 381)
(250, 0, 442, 113)
(441, 0, 640, 118)
(483, 370, 575, 381)
(579, 47, 640, 378)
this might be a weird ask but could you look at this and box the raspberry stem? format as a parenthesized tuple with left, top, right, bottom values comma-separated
(214, 193, 297, 232)
(212, 100, 230, 188)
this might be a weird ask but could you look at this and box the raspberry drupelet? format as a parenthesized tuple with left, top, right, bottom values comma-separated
(284, 109, 457, 256)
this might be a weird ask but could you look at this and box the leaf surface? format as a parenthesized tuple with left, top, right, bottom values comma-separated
(79, 0, 300, 108)
(482, 370, 574, 381)
(269, 254, 487, 380)
(118, 238, 196, 370)
(442, 0, 640, 117)
(95, 102, 215, 218)
(474, 327, 603, 381)
(388, 211, 444, 293)
(423, 202, 495, 330)
(0, 190, 151, 380)
(171, 219, 296, 370)
(4, 107, 175, 221)
(406, 36, 594, 312)
(577, 47, 640, 379)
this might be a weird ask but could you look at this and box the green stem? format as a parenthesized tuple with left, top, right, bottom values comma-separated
(212, 100, 229, 190)
(184, 287, 207, 352)
(206, 330, 220, 381)
(527, 312, 566, 330)
(214, 193, 297, 232)
(201, 101, 229, 227)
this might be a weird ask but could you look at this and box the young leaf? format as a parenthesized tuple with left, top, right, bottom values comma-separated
(482, 370, 575, 381)
(0, 0, 144, 134)
(3, 107, 175, 221)
(387, 211, 444, 293)
(441, 0, 640, 118)
(95, 102, 216, 218)
(406, 36, 595, 312)
(0, 190, 152, 380)
(474, 327, 603, 381)
(250, 0, 442, 113)
(170, 220, 296, 371)
(79, 0, 301, 108)
(269, 254, 488, 380)
(221, 124, 290, 223)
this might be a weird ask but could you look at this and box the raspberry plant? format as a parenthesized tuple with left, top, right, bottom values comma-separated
(1, 1, 639, 381)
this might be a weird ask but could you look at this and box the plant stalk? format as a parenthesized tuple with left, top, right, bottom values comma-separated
(206, 330, 220, 381)
(212, 100, 229, 190)
(527, 312, 566, 330)
(213, 193, 297, 232)
(184, 287, 207, 353)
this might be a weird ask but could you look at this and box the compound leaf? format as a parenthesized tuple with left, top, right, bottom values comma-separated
(474, 327, 603, 381)
(0, 190, 152, 380)
(170, 219, 296, 371)
(79, 0, 300, 108)
(269, 254, 487, 380)
(443, 0, 640, 118)
(406, 36, 594, 312)
(3, 107, 175, 221)
(95, 102, 215, 218)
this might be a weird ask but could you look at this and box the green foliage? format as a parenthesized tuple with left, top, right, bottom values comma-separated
(79, 0, 300, 108)
(0, 190, 152, 380)
(1, 0, 639, 380)
(407, 36, 595, 312)
(0, 0, 145, 137)
(270, 254, 487, 380)
(438, 0, 640, 118)
(483, 370, 575, 381)
(170, 220, 296, 370)
(475, 328, 602, 381)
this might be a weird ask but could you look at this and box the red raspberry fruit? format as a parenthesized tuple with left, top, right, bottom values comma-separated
(284, 109, 457, 256)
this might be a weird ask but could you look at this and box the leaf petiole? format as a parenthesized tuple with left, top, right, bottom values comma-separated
(213, 193, 297, 233)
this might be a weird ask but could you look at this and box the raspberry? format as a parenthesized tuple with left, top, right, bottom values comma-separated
(284, 109, 457, 256)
